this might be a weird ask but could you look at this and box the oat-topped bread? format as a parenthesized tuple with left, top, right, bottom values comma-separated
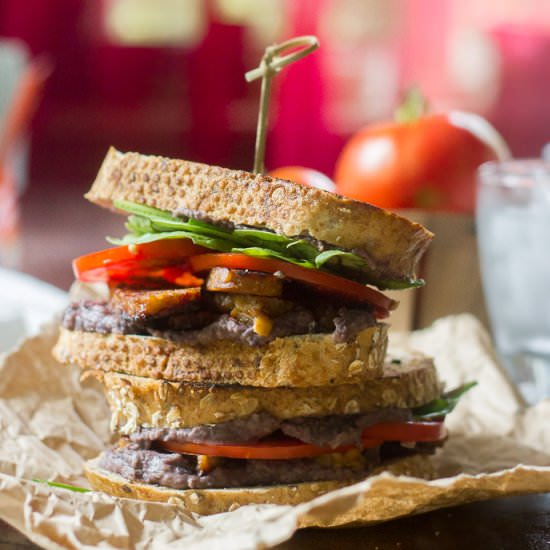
(92, 356, 441, 430)
(55, 146, 474, 514)
(84, 453, 434, 515)
(54, 322, 388, 388)
(86, 147, 433, 288)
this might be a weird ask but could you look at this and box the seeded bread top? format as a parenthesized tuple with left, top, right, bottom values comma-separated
(93, 356, 441, 430)
(86, 147, 433, 283)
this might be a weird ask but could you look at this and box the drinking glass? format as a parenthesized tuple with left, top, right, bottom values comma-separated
(476, 160, 550, 403)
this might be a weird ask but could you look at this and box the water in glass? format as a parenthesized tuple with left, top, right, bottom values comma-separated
(477, 160, 550, 403)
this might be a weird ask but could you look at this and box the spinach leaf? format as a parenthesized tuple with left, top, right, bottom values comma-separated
(110, 200, 424, 289)
(233, 227, 292, 245)
(413, 381, 477, 420)
(33, 478, 91, 493)
(108, 231, 234, 252)
(232, 246, 315, 268)
(114, 199, 174, 219)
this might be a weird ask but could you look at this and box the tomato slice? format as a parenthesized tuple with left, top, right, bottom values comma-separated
(72, 243, 397, 317)
(73, 240, 205, 283)
(159, 436, 383, 460)
(157, 421, 445, 461)
(189, 253, 397, 317)
(361, 421, 445, 442)
(75, 259, 204, 287)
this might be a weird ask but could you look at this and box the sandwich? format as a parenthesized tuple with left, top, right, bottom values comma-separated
(54, 147, 472, 515)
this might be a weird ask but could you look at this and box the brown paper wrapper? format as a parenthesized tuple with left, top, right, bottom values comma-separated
(0, 314, 549, 549)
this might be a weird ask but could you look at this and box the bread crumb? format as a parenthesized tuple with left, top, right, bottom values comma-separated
(188, 492, 201, 504)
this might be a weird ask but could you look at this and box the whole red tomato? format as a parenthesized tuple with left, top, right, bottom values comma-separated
(334, 111, 510, 212)
(269, 166, 336, 192)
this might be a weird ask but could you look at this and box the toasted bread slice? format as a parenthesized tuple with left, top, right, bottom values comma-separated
(91, 355, 440, 431)
(84, 453, 434, 516)
(86, 148, 433, 284)
(54, 324, 388, 388)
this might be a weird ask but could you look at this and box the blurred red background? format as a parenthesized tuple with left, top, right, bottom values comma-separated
(1, 0, 550, 187)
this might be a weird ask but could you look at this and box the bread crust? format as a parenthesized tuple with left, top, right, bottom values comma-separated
(93, 357, 441, 432)
(86, 148, 433, 284)
(54, 324, 388, 387)
(84, 454, 434, 516)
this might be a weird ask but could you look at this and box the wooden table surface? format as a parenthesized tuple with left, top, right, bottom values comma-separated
(0, 180, 547, 549)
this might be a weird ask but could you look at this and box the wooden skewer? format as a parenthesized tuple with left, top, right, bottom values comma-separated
(245, 36, 319, 174)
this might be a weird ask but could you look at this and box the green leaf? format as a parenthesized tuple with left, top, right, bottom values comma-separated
(148, 217, 234, 240)
(115, 200, 237, 239)
(186, 218, 235, 239)
(114, 199, 174, 219)
(315, 249, 369, 270)
(33, 478, 91, 493)
(394, 86, 429, 123)
(413, 381, 477, 420)
(232, 229, 320, 264)
(377, 278, 425, 290)
(233, 227, 291, 245)
(109, 200, 425, 289)
(232, 246, 315, 268)
(284, 240, 319, 262)
(125, 215, 154, 235)
(108, 231, 234, 252)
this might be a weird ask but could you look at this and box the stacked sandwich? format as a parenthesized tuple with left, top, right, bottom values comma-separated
(54, 147, 461, 514)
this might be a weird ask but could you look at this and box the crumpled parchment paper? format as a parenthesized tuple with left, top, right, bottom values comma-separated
(0, 314, 549, 549)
